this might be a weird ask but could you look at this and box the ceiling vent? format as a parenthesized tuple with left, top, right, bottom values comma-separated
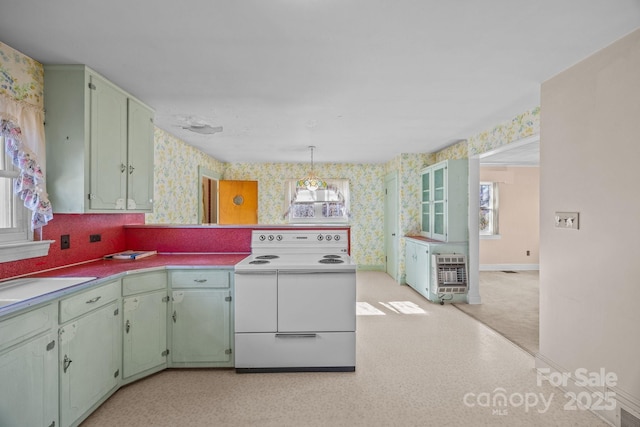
(176, 115, 223, 135)
(183, 123, 223, 135)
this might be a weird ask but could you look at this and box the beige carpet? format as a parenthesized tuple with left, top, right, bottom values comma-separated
(453, 270, 539, 355)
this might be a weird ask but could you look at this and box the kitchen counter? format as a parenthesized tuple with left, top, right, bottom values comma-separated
(0, 252, 249, 317)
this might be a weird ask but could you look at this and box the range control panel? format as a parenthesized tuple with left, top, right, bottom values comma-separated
(251, 230, 349, 254)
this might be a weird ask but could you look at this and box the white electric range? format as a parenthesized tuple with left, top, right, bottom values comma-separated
(234, 230, 356, 373)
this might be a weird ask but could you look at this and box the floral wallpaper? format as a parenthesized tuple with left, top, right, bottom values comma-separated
(145, 127, 225, 224)
(468, 106, 540, 156)
(435, 140, 469, 162)
(0, 41, 43, 108)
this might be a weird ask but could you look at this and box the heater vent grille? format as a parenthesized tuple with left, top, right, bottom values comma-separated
(432, 254, 467, 294)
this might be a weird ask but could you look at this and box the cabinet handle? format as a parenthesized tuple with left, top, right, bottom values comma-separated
(194, 279, 207, 283)
(86, 296, 101, 304)
(172, 310, 177, 323)
(129, 165, 135, 175)
(63, 355, 72, 373)
(120, 163, 126, 173)
(125, 319, 131, 333)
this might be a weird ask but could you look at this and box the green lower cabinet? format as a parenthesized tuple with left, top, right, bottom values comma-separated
(122, 290, 168, 380)
(59, 300, 121, 427)
(170, 289, 232, 366)
(0, 331, 58, 427)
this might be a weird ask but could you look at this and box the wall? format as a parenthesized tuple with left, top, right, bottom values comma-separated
(480, 166, 539, 269)
(224, 162, 386, 269)
(0, 214, 143, 280)
(146, 127, 226, 224)
(0, 41, 43, 108)
(539, 28, 640, 421)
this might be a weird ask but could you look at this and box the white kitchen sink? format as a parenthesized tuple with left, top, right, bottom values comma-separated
(0, 277, 97, 308)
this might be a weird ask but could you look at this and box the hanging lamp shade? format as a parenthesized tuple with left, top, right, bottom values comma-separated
(297, 146, 327, 191)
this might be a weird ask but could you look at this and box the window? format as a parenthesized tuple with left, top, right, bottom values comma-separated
(283, 179, 350, 224)
(479, 182, 499, 236)
(0, 134, 31, 244)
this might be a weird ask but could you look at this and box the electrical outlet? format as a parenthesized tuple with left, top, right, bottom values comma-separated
(526, 250, 530, 256)
(555, 212, 579, 230)
(60, 234, 70, 249)
(90, 234, 102, 243)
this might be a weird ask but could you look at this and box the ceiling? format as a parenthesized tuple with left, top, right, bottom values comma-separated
(1, 1, 639, 164)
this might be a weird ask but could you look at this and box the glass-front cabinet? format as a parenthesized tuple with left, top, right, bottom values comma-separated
(420, 160, 468, 242)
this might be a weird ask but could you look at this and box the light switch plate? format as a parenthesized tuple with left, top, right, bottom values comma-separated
(555, 212, 579, 230)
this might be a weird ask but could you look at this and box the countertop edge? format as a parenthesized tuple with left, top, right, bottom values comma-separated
(0, 253, 249, 318)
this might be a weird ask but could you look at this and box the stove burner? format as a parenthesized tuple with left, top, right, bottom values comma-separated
(323, 255, 341, 259)
(249, 260, 270, 265)
(256, 255, 279, 260)
(319, 258, 344, 264)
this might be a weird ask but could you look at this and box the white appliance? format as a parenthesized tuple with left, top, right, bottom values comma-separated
(234, 230, 356, 373)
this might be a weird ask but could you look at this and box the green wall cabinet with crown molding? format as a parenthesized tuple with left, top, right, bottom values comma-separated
(420, 159, 468, 242)
(44, 64, 155, 213)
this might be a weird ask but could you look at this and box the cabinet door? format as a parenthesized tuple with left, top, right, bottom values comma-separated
(127, 98, 155, 211)
(89, 73, 128, 210)
(415, 244, 431, 298)
(123, 290, 167, 379)
(59, 301, 121, 427)
(431, 164, 448, 241)
(405, 241, 417, 288)
(0, 333, 58, 427)
(421, 170, 431, 235)
(170, 289, 231, 364)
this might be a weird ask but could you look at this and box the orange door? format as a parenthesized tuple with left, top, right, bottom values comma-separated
(218, 180, 258, 224)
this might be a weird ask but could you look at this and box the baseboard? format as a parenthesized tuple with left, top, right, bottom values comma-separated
(356, 265, 385, 272)
(535, 353, 640, 427)
(480, 263, 539, 271)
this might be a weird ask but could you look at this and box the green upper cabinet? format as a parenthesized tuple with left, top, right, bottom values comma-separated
(420, 159, 468, 242)
(44, 65, 155, 213)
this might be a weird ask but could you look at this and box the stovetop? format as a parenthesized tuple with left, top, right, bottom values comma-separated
(235, 253, 356, 271)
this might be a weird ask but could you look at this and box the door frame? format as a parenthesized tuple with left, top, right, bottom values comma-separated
(384, 172, 399, 281)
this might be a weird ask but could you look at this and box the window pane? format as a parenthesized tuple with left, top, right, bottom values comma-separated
(0, 177, 15, 228)
(480, 209, 493, 233)
(479, 184, 492, 208)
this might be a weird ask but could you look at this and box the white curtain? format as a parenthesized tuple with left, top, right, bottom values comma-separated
(0, 94, 53, 229)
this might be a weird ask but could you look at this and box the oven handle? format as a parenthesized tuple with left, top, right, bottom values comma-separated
(277, 270, 352, 275)
(275, 333, 317, 338)
(234, 270, 277, 275)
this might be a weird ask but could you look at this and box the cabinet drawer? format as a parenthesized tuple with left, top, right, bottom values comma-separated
(59, 280, 120, 323)
(122, 270, 167, 296)
(235, 332, 355, 369)
(170, 270, 230, 289)
(0, 304, 56, 352)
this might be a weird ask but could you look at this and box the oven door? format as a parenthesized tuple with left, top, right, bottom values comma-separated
(234, 271, 277, 333)
(277, 270, 355, 333)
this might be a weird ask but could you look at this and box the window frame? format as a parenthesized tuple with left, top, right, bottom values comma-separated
(0, 134, 53, 263)
(0, 134, 31, 244)
(283, 178, 350, 224)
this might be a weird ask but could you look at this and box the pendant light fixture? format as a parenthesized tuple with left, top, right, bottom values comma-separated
(297, 145, 327, 191)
